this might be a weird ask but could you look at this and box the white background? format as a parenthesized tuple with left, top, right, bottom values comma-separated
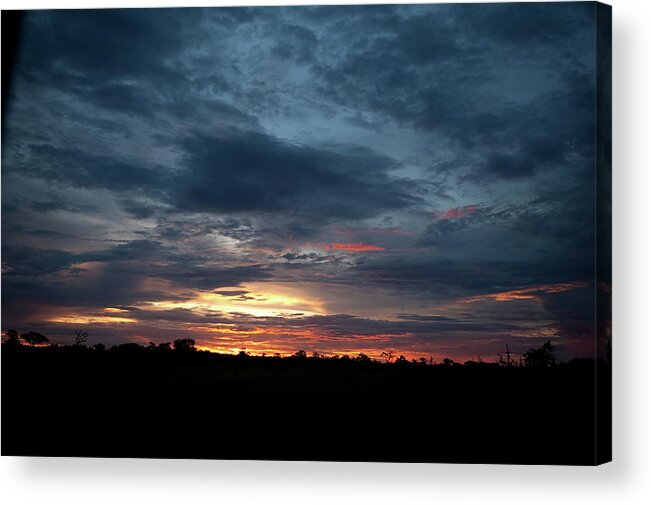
(0, 0, 649, 503)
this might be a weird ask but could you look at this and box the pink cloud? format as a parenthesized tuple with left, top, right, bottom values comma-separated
(439, 205, 478, 220)
(307, 242, 385, 253)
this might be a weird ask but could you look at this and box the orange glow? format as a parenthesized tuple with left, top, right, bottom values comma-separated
(306, 242, 385, 252)
(103, 307, 129, 313)
(510, 326, 560, 339)
(462, 281, 591, 303)
(193, 340, 436, 362)
(190, 325, 267, 335)
(143, 282, 325, 318)
(48, 315, 137, 324)
(187, 322, 427, 360)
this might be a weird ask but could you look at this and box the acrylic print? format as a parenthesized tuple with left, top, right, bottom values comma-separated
(1, 2, 611, 465)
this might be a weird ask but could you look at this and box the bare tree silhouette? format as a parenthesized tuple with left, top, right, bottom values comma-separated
(74, 329, 88, 347)
(380, 350, 395, 363)
(497, 344, 513, 367)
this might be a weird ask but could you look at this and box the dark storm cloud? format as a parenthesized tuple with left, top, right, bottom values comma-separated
(13, 143, 166, 193)
(76, 241, 273, 292)
(460, 2, 593, 45)
(171, 130, 421, 218)
(6, 114, 419, 227)
(2, 244, 77, 277)
(10, 8, 217, 104)
(537, 286, 598, 358)
(2, 240, 273, 316)
(352, 255, 593, 302)
(273, 312, 516, 338)
(7, 127, 422, 225)
(271, 23, 319, 64)
(397, 314, 454, 322)
(312, 3, 595, 179)
(18, 9, 187, 78)
(422, 196, 595, 255)
(78, 240, 165, 262)
(161, 263, 272, 292)
(120, 199, 159, 219)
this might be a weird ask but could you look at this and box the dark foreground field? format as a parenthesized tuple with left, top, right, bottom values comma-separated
(2, 346, 611, 465)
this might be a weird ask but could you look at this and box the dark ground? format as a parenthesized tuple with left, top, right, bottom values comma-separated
(1, 345, 611, 465)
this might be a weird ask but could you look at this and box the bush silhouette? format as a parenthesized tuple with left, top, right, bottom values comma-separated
(173, 338, 196, 352)
(3, 329, 21, 348)
(523, 340, 556, 368)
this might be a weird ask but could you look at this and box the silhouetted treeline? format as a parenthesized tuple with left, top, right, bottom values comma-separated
(1, 327, 591, 369)
(1, 331, 611, 465)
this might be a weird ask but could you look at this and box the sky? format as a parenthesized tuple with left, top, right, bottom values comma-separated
(1, 3, 609, 361)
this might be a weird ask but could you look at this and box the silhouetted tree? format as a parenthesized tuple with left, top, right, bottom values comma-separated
(3, 329, 21, 348)
(441, 357, 455, 366)
(355, 353, 372, 363)
(523, 340, 556, 368)
(93, 343, 106, 352)
(173, 338, 196, 352)
(158, 342, 171, 350)
(381, 350, 395, 363)
(395, 355, 408, 365)
(20, 331, 49, 347)
(497, 344, 513, 367)
(74, 329, 88, 347)
(294, 349, 307, 359)
(117, 343, 143, 352)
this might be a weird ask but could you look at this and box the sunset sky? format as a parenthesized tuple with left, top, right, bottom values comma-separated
(1, 3, 606, 361)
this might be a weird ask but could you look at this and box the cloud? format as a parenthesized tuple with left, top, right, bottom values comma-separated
(396, 314, 454, 322)
(438, 205, 478, 221)
(170, 130, 420, 219)
(461, 281, 591, 303)
(1, 4, 604, 360)
(214, 290, 250, 297)
(307, 242, 385, 253)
